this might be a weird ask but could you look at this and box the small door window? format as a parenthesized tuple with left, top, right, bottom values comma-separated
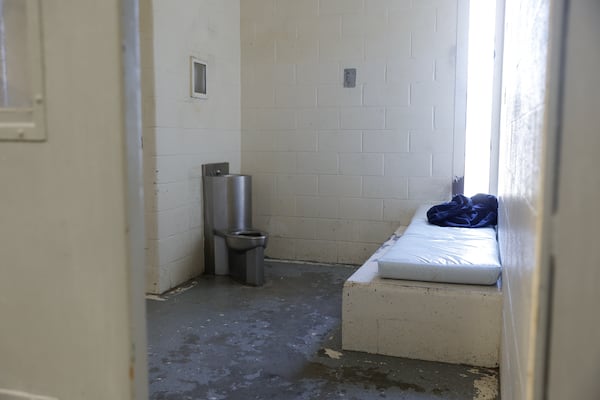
(0, 0, 45, 141)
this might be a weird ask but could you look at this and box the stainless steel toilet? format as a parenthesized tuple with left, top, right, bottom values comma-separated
(202, 162, 268, 286)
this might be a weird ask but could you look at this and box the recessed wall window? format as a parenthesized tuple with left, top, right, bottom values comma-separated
(190, 57, 207, 99)
(463, 0, 500, 195)
(0, 0, 46, 141)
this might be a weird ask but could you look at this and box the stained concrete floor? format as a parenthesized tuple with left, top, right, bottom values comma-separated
(147, 261, 499, 400)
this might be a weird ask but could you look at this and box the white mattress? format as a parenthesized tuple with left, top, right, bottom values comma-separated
(378, 205, 502, 285)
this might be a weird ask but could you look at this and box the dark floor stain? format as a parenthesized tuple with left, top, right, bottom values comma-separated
(205, 332, 233, 346)
(301, 361, 426, 393)
(184, 333, 200, 345)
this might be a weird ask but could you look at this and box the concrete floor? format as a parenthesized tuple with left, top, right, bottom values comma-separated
(147, 261, 499, 400)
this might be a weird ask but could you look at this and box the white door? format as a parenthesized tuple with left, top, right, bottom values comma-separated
(0, 1, 147, 399)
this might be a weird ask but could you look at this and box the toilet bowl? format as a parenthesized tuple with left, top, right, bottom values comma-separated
(221, 229, 268, 286)
(225, 230, 269, 252)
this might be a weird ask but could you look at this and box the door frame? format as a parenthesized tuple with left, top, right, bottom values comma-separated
(120, 0, 148, 398)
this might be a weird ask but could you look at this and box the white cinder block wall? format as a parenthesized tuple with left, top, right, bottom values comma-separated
(497, 0, 551, 398)
(241, 0, 460, 264)
(141, 0, 241, 293)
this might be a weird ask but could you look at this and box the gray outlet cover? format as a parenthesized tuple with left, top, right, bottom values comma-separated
(343, 68, 356, 88)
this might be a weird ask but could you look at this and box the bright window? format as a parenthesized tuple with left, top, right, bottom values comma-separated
(463, 1, 498, 195)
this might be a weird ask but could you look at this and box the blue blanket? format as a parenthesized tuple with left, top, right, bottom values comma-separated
(426, 194, 498, 228)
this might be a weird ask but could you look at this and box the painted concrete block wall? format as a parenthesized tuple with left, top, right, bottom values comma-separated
(141, 0, 241, 293)
(241, 0, 459, 264)
(497, 0, 551, 398)
(0, 1, 136, 398)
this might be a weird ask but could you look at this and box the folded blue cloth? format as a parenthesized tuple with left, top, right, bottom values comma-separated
(426, 194, 498, 228)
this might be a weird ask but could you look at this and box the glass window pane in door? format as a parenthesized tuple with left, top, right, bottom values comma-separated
(0, 0, 32, 108)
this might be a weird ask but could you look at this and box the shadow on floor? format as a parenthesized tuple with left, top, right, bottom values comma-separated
(147, 261, 499, 400)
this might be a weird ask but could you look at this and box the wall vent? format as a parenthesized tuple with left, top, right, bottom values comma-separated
(190, 56, 207, 99)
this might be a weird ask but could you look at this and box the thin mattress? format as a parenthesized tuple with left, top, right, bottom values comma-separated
(378, 205, 502, 285)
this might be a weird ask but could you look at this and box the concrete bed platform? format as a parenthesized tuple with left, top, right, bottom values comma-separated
(342, 229, 503, 368)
